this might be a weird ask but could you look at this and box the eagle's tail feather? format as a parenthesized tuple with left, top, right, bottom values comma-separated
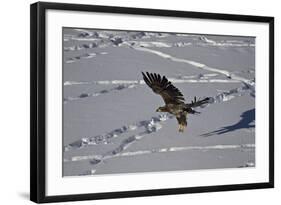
(190, 109, 200, 114)
(188, 97, 210, 108)
(183, 107, 200, 114)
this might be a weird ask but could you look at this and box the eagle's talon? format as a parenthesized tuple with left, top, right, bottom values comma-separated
(178, 124, 186, 132)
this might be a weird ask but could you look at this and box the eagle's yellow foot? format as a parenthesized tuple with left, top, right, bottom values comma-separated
(178, 124, 186, 132)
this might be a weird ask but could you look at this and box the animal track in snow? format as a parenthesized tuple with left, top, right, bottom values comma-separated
(64, 143, 255, 163)
(64, 114, 173, 152)
(65, 52, 108, 64)
(64, 84, 136, 104)
(63, 73, 249, 105)
(132, 46, 255, 87)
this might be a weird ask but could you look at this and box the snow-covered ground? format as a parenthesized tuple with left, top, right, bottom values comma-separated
(63, 28, 255, 176)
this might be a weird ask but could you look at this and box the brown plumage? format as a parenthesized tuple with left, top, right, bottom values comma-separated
(142, 72, 210, 132)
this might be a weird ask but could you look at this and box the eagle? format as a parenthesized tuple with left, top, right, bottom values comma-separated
(142, 72, 210, 132)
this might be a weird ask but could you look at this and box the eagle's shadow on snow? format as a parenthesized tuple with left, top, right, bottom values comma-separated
(200, 108, 255, 137)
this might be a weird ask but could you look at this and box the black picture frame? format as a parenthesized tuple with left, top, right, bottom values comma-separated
(30, 1, 274, 203)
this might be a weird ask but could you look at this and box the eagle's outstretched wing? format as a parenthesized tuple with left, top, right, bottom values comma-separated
(142, 72, 185, 105)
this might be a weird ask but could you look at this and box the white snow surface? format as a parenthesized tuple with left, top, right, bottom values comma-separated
(63, 28, 255, 176)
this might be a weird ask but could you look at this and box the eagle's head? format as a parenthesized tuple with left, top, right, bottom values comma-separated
(156, 106, 167, 112)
